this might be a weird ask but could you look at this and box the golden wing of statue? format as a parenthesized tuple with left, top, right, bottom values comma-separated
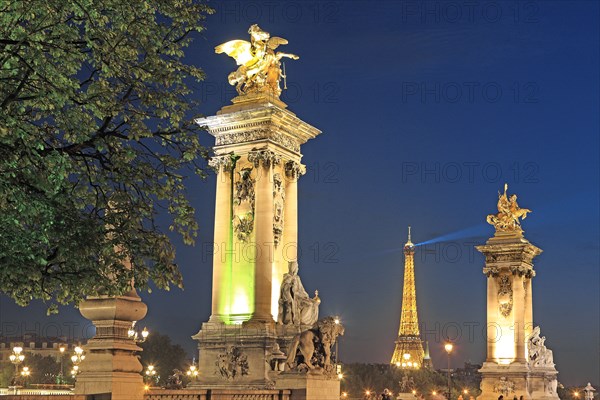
(267, 37, 288, 50)
(215, 40, 253, 66)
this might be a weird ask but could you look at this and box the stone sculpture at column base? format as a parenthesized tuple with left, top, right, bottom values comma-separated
(191, 322, 301, 390)
(74, 291, 147, 400)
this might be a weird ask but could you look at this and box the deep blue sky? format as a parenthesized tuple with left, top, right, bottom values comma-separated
(2, 0, 598, 387)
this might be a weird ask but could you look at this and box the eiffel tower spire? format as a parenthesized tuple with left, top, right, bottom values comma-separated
(391, 226, 425, 368)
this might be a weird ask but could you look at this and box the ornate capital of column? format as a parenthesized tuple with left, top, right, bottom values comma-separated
(483, 266, 500, 277)
(284, 160, 306, 179)
(208, 154, 235, 171)
(248, 149, 281, 168)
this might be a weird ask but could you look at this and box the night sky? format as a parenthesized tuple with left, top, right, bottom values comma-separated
(1, 0, 598, 387)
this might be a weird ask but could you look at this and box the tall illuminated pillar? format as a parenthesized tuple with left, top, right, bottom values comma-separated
(477, 186, 559, 400)
(192, 94, 320, 387)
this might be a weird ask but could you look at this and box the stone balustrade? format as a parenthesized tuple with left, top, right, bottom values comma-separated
(144, 389, 291, 400)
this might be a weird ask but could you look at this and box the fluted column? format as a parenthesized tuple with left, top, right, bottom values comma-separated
(512, 273, 526, 362)
(248, 150, 279, 323)
(208, 155, 234, 322)
(282, 161, 304, 263)
(484, 268, 497, 362)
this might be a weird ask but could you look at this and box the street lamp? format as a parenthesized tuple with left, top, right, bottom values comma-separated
(334, 317, 341, 372)
(128, 321, 149, 343)
(186, 364, 199, 381)
(71, 346, 85, 377)
(145, 364, 157, 386)
(20, 366, 31, 386)
(58, 345, 66, 384)
(9, 346, 25, 376)
(444, 342, 454, 400)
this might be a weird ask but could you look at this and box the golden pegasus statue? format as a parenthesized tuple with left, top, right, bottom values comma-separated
(486, 184, 532, 234)
(215, 24, 299, 97)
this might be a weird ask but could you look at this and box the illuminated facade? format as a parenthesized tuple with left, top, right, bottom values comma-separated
(391, 227, 425, 368)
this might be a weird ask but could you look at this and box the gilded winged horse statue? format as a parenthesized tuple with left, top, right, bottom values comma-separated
(486, 183, 532, 234)
(215, 25, 299, 97)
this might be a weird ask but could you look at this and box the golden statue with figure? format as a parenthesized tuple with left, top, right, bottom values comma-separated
(215, 24, 299, 97)
(486, 184, 532, 234)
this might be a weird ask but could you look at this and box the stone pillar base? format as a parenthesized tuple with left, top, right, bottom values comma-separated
(528, 368, 560, 400)
(478, 363, 561, 400)
(76, 371, 144, 400)
(478, 362, 530, 400)
(275, 373, 340, 400)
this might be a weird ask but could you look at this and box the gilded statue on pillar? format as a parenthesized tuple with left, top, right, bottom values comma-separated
(215, 24, 299, 97)
(486, 184, 532, 234)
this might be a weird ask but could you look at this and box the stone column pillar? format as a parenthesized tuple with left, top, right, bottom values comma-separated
(484, 271, 496, 362)
(512, 274, 526, 362)
(75, 290, 147, 400)
(476, 237, 542, 400)
(208, 155, 233, 323)
(248, 150, 279, 323)
(282, 161, 304, 263)
(524, 277, 534, 342)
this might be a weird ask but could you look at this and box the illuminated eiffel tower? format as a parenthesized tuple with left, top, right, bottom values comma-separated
(391, 227, 425, 368)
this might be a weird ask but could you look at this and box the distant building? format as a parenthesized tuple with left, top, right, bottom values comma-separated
(391, 227, 427, 369)
(454, 361, 483, 388)
(0, 334, 82, 366)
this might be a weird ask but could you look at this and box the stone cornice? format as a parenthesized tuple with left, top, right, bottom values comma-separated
(477, 241, 542, 276)
(195, 103, 320, 154)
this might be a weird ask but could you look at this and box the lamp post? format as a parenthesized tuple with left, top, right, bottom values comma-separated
(145, 364, 157, 386)
(70, 346, 85, 378)
(58, 345, 66, 384)
(9, 346, 25, 377)
(186, 364, 199, 382)
(334, 317, 341, 372)
(444, 342, 454, 400)
(20, 366, 31, 387)
(128, 321, 149, 343)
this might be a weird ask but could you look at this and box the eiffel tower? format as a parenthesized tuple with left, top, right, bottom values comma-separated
(391, 227, 425, 368)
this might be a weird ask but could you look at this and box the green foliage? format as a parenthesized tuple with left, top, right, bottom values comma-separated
(24, 354, 61, 384)
(0, 0, 214, 311)
(0, 363, 14, 387)
(140, 331, 189, 385)
(340, 364, 481, 400)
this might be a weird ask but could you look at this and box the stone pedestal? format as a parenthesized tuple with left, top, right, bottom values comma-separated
(75, 291, 147, 400)
(275, 373, 341, 400)
(528, 368, 560, 400)
(191, 322, 306, 389)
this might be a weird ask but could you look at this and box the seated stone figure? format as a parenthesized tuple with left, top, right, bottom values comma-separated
(278, 261, 320, 326)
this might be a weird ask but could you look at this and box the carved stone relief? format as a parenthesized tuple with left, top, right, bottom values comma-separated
(273, 173, 285, 247)
(497, 275, 513, 317)
(233, 167, 255, 242)
(215, 346, 249, 380)
(493, 376, 515, 396)
(215, 129, 301, 153)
